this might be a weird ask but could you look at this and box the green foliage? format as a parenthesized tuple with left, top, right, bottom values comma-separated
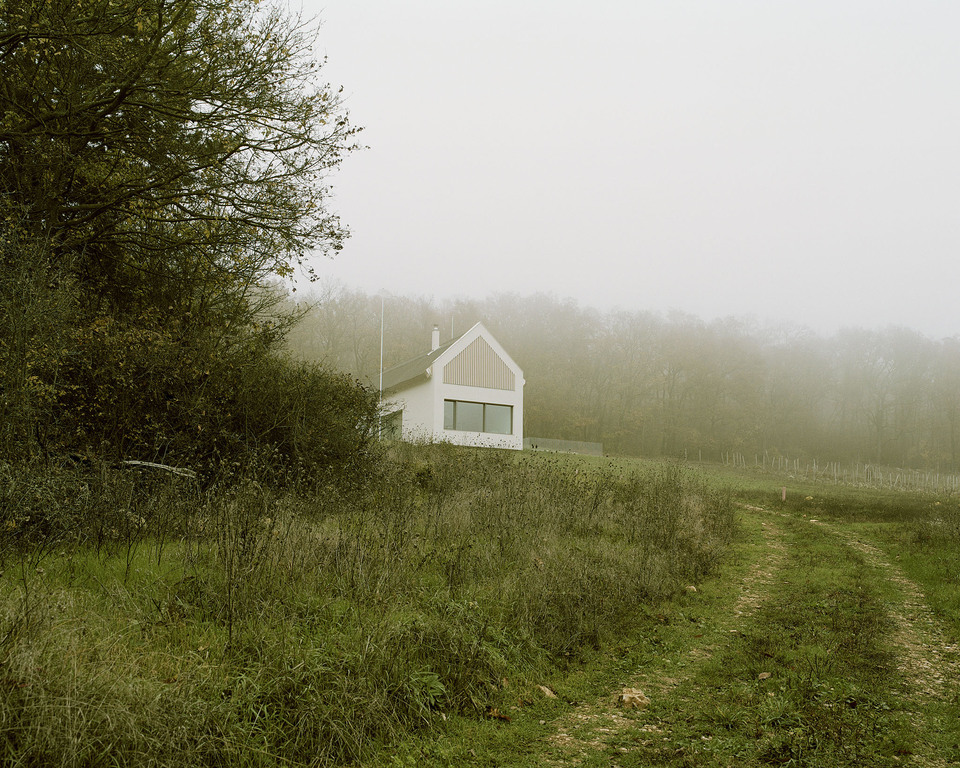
(0, 229, 75, 458)
(0, 448, 734, 765)
(375, 485, 960, 768)
(0, 0, 356, 289)
(226, 354, 380, 485)
(0, 0, 364, 476)
(17, 309, 377, 481)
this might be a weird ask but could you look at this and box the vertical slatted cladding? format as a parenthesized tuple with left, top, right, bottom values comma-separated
(443, 337, 516, 390)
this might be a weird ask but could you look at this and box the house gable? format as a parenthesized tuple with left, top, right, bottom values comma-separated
(380, 320, 524, 450)
(443, 336, 516, 390)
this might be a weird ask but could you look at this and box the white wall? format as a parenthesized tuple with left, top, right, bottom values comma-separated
(383, 377, 437, 443)
(436, 381, 523, 450)
(383, 377, 524, 450)
(382, 324, 524, 450)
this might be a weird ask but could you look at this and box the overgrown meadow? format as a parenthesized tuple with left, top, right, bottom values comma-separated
(0, 446, 733, 766)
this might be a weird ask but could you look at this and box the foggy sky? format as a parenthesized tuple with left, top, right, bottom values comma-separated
(297, 1, 960, 338)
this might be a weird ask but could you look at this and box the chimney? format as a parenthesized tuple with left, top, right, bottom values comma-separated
(431, 324, 440, 352)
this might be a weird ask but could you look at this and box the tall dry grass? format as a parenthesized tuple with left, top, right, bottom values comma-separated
(0, 446, 734, 765)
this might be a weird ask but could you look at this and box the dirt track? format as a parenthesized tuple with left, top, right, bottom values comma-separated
(535, 505, 960, 767)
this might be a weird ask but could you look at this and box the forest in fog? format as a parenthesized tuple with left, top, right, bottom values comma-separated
(287, 285, 960, 471)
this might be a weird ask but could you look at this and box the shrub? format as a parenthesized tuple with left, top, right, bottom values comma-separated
(38, 312, 379, 486)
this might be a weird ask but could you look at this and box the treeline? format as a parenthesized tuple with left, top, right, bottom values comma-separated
(289, 285, 960, 470)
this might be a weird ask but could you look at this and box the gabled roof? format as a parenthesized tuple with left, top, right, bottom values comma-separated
(380, 321, 522, 395)
(380, 337, 457, 393)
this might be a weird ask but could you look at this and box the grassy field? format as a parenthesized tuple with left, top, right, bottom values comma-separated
(0, 446, 734, 766)
(1, 450, 957, 765)
(366, 459, 960, 767)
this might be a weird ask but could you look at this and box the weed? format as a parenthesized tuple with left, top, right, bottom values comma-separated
(0, 447, 735, 765)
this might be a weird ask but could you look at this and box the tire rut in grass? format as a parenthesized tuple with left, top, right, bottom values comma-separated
(539, 510, 788, 767)
(805, 517, 960, 767)
(571, 512, 918, 767)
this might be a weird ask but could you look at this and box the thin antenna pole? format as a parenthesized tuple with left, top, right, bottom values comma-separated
(378, 295, 384, 438)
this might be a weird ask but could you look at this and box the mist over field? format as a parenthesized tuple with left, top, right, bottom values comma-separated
(289, 286, 960, 470)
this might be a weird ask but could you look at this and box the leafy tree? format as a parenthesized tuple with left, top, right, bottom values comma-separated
(0, 0, 367, 469)
(0, 0, 355, 308)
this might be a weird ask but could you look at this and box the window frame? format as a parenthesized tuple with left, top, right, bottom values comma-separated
(443, 399, 513, 435)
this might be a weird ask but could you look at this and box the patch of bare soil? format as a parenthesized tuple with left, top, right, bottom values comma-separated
(540, 511, 788, 766)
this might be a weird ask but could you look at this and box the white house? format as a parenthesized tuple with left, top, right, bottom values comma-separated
(380, 322, 524, 450)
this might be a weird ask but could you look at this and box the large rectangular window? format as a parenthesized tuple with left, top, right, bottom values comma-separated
(443, 400, 513, 435)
